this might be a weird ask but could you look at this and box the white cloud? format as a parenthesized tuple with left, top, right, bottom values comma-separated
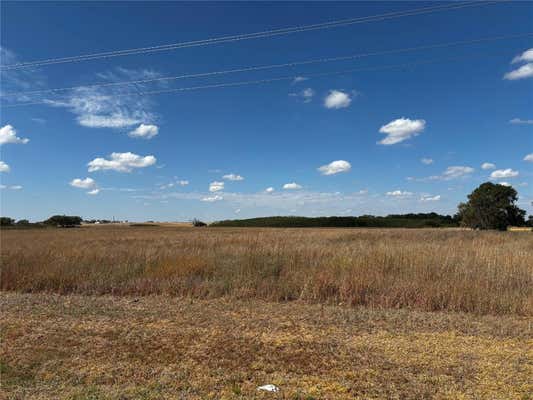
(324, 90, 351, 109)
(420, 194, 441, 202)
(222, 173, 244, 181)
(265, 187, 275, 193)
(8, 185, 22, 190)
(509, 118, 533, 125)
(88, 152, 156, 172)
(490, 168, 519, 179)
(481, 162, 496, 170)
(0, 125, 30, 145)
(357, 189, 369, 195)
(318, 160, 351, 175)
(504, 63, 533, 80)
(209, 181, 224, 192)
(378, 118, 425, 145)
(386, 190, 413, 197)
(178, 180, 189, 186)
(201, 194, 223, 202)
(498, 182, 511, 187)
(421, 158, 433, 165)
(524, 153, 533, 162)
(512, 48, 533, 64)
(87, 189, 100, 195)
(128, 124, 159, 139)
(0, 161, 10, 172)
(283, 182, 302, 190)
(70, 177, 96, 189)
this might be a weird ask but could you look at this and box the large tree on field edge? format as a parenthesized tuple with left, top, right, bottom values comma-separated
(456, 182, 525, 230)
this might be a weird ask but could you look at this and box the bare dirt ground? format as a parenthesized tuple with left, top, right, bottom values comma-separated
(1, 293, 531, 400)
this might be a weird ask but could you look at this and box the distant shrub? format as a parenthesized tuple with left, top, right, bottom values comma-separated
(192, 218, 207, 227)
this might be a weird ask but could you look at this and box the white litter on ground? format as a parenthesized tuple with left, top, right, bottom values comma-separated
(257, 384, 280, 392)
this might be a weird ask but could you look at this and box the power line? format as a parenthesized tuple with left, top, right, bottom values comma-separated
(2, 31, 530, 98)
(1, 50, 508, 108)
(0, 1, 502, 70)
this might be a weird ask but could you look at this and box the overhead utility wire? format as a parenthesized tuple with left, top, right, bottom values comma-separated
(2, 31, 530, 98)
(1, 50, 509, 108)
(0, 1, 501, 70)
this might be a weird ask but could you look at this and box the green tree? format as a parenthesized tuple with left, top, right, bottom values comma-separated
(456, 182, 526, 230)
(44, 215, 82, 227)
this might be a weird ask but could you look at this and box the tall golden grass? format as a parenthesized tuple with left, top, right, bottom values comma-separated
(1, 226, 531, 315)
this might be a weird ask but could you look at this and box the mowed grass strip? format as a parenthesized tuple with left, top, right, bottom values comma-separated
(2, 226, 532, 315)
(1, 293, 531, 400)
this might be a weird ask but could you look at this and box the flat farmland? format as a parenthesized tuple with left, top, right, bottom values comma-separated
(1, 226, 532, 399)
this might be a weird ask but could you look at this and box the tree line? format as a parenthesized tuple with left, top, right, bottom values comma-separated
(1, 182, 531, 230)
(212, 183, 531, 230)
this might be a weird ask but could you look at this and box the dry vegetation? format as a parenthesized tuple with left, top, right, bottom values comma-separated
(1, 226, 532, 399)
(2, 293, 532, 400)
(2, 226, 532, 315)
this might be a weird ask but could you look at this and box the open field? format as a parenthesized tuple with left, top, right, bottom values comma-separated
(1, 226, 532, 399)
(2, 226, 532, 315)
(1, 293, 532, 400)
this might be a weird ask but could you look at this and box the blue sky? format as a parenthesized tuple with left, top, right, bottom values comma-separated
(1, 1, 532, 222)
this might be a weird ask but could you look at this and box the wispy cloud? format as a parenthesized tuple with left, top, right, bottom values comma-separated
(0, 184, 23, 190)
(0, 47, 47, 102)
(292, 76, 308, 84)
(420, 194, 441, 202)
(481, 162, 495, 170)
(509, 118, 533, 125)
(410, 166, 475, 182)
(201, 194, 223, 202)
(421, 157, 433, 165)
(386, 190, 413, 197)
(434, 166, 474, 180)
(44, 68, 162, 129)
(222, 173, 244, 181)
(289, 87, 314, 103)
(524, 153, 533, 162)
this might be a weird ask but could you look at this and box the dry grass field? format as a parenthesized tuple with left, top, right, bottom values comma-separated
(2, 226, 532, 314)
(1, 226, 532, 399)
